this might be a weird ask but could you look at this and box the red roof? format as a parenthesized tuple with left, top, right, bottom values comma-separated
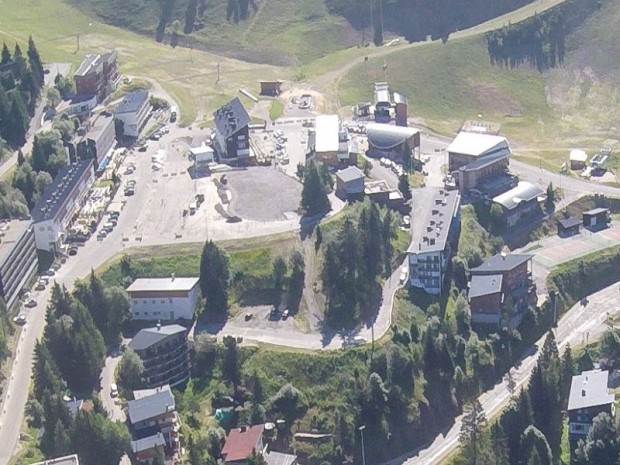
(222, 425, 265, 462)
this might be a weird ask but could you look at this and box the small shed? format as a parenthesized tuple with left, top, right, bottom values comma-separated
(259, 80, 283, 96)
(569, 149, 588, 170)
(335, 166, 365, 199)
(191, 143, 215, 164)
(557, 216, 581, 237)
(583, 207, 609, 230)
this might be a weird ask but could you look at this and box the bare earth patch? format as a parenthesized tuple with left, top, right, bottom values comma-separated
(467, 79, 524, 117)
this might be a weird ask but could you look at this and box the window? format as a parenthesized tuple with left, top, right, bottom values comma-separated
(143, 300, 147, 304)
(134, 312, 139, 316)
(169, 299, 173, 303)
(152, 300, 156, 304)
(161, 300, 165, 304)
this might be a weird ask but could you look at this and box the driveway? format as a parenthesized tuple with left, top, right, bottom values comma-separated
(100, 355, 125, 422)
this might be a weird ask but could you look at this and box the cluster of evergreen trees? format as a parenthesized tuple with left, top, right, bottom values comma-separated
(321, 199, 394, 327)
(0, 37, 44, 148)
(28, 277, 131, 465)
(457, 332, 573, 465)
(300, 162, 333, 217)
(486, 0, 601, 71)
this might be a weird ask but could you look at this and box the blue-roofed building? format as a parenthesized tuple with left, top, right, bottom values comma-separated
(115, 90, 151, 137)
(31, 160, 94, 252)
(468, 251, 537, 329)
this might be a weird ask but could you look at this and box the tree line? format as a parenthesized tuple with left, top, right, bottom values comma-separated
(28, 276, 131, 465)
(320, 199, 395, 327)
(486, 0, 601, 71)
(0, 37, 44, 148)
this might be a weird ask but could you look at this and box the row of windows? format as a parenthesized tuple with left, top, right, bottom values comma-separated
(134, 311, 165, 317)
(133, 299, 173, 304)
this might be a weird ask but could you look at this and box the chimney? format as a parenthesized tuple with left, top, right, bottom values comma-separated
(156, 320, 162, 331)
(582, 389, 586, 397)
(240, 426, 247, 432)
(171, 273, 175, 281)
(501, 252, 507, 261)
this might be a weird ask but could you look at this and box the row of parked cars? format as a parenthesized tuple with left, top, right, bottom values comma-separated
(380, 157, 406, 177)
(97, 210, 120, 240)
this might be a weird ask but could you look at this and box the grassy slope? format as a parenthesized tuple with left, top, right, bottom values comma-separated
(0, 0, 283, 125)
(67, 0, 360, 66)
(340, 0, 620, 170)
(339, 36, 552, 142)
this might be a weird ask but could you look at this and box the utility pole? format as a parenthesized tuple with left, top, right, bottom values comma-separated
(216, 63, 221, 84)
(359, 425, 366, 465)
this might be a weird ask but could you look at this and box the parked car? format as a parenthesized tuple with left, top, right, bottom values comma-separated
(13, 314, 26, 325)
(24, 299, 37, 308)
(399, 266, 408, 284)
(68, 247, 78, 256)
(97, 231, 107, 240)
(282, 309, 290, 320)
(35, 282, 46, 291)
(110, 383, 118, 398)
(138, 145, 147, 152)
(124, 188, 135, 196)
(351, 336, 367, 346)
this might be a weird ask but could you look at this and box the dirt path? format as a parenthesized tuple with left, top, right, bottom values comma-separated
(312, 0, 571, 107)
(301, 236, 324, 332)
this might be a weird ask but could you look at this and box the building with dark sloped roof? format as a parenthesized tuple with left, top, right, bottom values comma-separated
(213, 97, 251, 161)
(492, 181, 544, 227)
(128, 324, 189, 388)
(468, 251, 537, 329)
(74, 50, 119, 102)
(31, 160, 94, 252)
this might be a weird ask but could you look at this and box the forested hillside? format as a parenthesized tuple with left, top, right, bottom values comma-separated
(65, 0, 536, 65)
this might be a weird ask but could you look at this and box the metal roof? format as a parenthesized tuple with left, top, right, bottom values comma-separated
(558, 216, 581, 229)
(133, 384, 172, 400)
(569, 149, 588, 162)
(408, 189, 461, 254)
(0, 219, 32, 266)
(493, 182, 544, 211)
(127, 277, 199, 293)
(265, 451, 297, 465)
(366, 123, 419, 150)
(583, 207, 609, 216)
(314, 115, 340, 153)
(127, 387, 176, 424)
(447, 132, 510, 157)
(336, 166, 364, 183)
(31, 160, 94, 223)
(470, 252, 533, 274)
(75, 54, 101, 77)
(568, 370, 614, 411)
(459, 150, 509, 172)
(32, 455, 80, 465)
(128, 324, 187, 351)
(213, 97, 251, 139)
(468, 274, 503, 299)
(115, 90, 149, 115)
(131, 432, 166, 453)
(374, 82, 391, 105)
(393, 92, 408, 105)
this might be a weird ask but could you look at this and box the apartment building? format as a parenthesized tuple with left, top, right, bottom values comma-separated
(0, 219, 38, 308)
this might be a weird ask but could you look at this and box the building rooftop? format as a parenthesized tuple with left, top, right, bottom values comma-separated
(31, 160, 94, 223)
(374, 82, 391, 105)
(447, 132, 510, 158)
(336, 166, 364, 183)
(393, 92, 408, 105)
(591, 152, 609, 167)
(569, 149, 588, 163)
(75, 54, 102, 77)
(0, 219, 32, 266)
(364, 180, 392, 195)
(115, 90, 149, 115)
(314, 114, 340, 153)
(408, 189, 461, 254)
(558, 216, 581, 229)
(133, 384, 172, 400)
(126, 276, 200, 293)
(127, 387, 176, 424)
(459, 149, 510, 173)
(583, 207, 609, 216)
(264, 451, 297, 465)
(131, 432, 166, 454)
(470, 252, 533, 274)
(468, 274, 503, 299)
(73, 111, 114, 145)
(366, 123, 419, 150)
(32, 455, 80, 465)
(213, 97, 251, 140)
(493, 182, 544, 211)
(128, 324, 187, 351)
(568, 370, 614, 411)
(222, 425, 265, 463)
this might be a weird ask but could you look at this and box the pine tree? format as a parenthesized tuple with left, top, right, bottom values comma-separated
(0, 43, 10, 65)
(184, 0, 198, 33)
(199, 240, 230, 317)
(17, 149, 25, 166)
(27, 36, 44, 87)
(12, 43, 26, 79)
(5, 93, 28, 146)
(300, 162, 330, 216)
(459, 399, 487, 465)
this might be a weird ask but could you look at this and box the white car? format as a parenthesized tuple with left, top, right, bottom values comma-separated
(13, 314, 26, 325)
(110, 382, 119, 398)
(399, 266, 408, 284)
(351, 336, 367, 346)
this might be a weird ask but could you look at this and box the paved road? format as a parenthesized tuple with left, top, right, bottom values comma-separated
(387, 282, 620, 465)
(100, 355, 125, 422)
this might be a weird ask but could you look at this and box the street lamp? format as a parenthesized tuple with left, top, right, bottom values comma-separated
(359, 425, 366, 465)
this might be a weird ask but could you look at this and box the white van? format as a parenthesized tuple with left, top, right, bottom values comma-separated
(110, 382, 118, 397)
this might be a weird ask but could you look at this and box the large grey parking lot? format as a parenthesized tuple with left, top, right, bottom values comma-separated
(227, 167, 302, 221)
